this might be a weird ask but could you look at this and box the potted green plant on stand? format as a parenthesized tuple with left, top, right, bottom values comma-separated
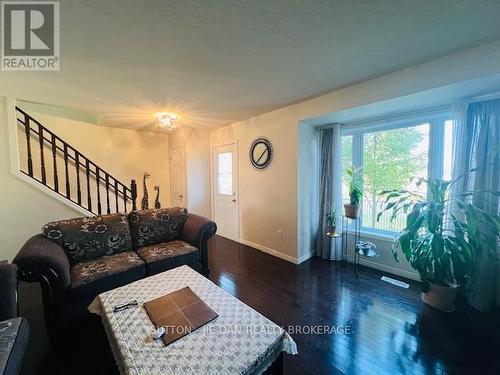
(344, 167, 363, 219)
(325, 203, 338, 237)
(378, 178, 499, 312)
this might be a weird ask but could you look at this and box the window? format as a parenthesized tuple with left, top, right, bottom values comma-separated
(216, 152, 233, 195)
(443, 120, 454, 181)
(362, 123, 429, 232)
(342, 112, 453, 235)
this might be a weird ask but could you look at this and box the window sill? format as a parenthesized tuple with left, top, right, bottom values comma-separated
(345, 228, 397, 243)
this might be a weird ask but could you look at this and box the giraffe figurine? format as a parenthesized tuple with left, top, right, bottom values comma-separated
(154, 186, 161, 209)
(141, 172, 150, 210)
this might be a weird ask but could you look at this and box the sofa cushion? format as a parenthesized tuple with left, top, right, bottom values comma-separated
(70, 251, 145, 300)
(128, 208, 188, 248)
(0, 317, 29, 375)
(42, 213, 133, 265)
(137, 240, 199, 276)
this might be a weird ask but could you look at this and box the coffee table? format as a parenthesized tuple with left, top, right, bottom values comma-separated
(89, 265, 297, 374)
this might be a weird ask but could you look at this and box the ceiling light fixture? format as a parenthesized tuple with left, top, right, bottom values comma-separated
(156, 112, 178, 131)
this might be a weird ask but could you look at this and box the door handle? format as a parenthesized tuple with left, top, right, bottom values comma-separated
(179, 195, 183, 199)
(232, 199, 236, 203)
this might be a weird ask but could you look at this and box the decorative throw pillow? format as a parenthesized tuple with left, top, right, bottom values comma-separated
(42, 213, 133, 265)
(128, 207, 188, 248)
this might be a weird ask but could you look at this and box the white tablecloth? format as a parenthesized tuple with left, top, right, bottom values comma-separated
(89, 265, 297, 375)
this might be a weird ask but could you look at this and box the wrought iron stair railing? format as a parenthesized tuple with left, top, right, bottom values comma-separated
(16, 106, 137, 215)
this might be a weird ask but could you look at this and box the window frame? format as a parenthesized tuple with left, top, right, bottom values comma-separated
(340, 110, 452, 238)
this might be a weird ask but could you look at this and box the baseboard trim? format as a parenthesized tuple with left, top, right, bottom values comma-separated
(235, 238, 419, 280)
(297, 249, 315, 264)
(359, 258, 419, 281)
(341, 252, 419, 280)
(238, 239, 300, 264)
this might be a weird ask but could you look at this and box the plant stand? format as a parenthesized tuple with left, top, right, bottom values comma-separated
(341, 215, 361, 277)
(341, 216, 380, 278)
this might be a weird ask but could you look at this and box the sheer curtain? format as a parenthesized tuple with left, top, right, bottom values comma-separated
(316, 125, 343, 260)
(452, 99, 500, 312)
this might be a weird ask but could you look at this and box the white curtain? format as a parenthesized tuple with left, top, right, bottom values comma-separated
(450, 101, 469, 197)
(316, 128, 333, 259)
(330, 124, 343, 260)
(316, 124, 343, 260)
(451, 99, 500, 312)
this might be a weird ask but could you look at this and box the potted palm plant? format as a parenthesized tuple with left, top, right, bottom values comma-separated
(344, 167, 363, 218)
(325, 203, 338, 237)
(378, 178, 499, 312)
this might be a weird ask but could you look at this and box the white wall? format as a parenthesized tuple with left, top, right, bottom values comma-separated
(201, 41, 500, 272)
(210, 112, 298, 262)
(297, 122, 319, 262)
(0, 97, 171, 261)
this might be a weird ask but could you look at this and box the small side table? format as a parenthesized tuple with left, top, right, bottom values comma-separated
(326, 232, 342, 261)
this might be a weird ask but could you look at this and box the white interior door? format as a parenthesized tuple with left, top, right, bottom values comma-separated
(213, 144, 238, 241)
(170, 146, 186, 207)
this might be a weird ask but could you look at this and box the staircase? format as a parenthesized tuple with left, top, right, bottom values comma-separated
(16, 106, 137, 215)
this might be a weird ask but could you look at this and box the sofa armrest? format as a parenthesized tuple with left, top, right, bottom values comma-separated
(14, 234, 71, 289)
(0, 264, 18, 321)
(181, 214, 217, 274)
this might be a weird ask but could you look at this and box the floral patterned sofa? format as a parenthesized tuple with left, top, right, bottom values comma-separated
(13, 208, 216, 339)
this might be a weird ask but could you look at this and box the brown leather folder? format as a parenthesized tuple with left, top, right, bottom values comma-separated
(144, 286, 218, 345)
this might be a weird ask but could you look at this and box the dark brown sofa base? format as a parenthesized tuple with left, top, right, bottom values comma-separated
(144, 252, 201, 276)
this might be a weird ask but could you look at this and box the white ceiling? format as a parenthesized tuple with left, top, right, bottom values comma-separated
(2, 0, 500, 131)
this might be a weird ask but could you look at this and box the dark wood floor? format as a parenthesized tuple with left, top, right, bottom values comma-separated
(19, 236, 500, 375)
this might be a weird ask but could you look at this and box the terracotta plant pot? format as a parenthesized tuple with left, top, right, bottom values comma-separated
(421, 282, 458, 312)
(344, 204, 360, 219)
